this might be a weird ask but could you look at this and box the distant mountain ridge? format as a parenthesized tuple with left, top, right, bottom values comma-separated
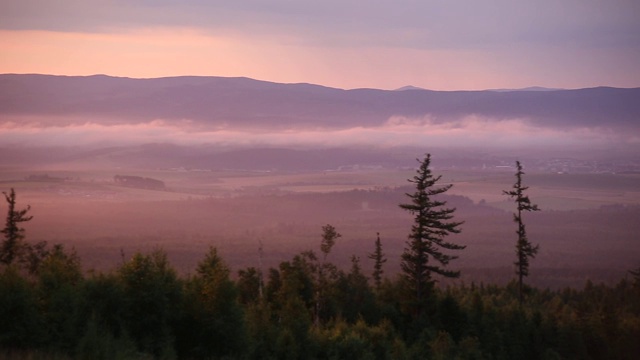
(394, 85, 426, 91)
(488, 86, 563, 92)
(0, 74, 638, 130)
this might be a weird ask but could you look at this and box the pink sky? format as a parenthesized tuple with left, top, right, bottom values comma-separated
(1, 1, 639, 90)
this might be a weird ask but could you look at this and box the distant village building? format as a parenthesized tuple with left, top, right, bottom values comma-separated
(113, 175, 165, 190)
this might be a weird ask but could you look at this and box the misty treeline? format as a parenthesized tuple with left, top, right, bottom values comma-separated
(1, 157, 640, 359)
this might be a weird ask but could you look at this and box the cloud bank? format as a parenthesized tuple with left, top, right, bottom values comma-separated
(1, 116, 635, 152)
(3, 1, 638, 50)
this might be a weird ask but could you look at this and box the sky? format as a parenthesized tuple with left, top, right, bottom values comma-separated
(1, 0, 639, 90)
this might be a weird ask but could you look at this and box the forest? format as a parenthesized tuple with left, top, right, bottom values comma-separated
(2, 231, 639, 359)
(1, 157, 640, 360)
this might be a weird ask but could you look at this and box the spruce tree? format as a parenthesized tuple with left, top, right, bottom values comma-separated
(503, 161, 540, 304)
(367, 232, 387, 291)
(1, 188, 33, 266)
(399, 154, 465, 305)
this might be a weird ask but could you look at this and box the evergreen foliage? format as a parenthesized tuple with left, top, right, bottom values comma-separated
(36, 245, 84, 352)
(503, 161, 541, 304)
(237, 266, 262, 304)
(399, 154, 465, 306)
(316, 225, 341, 326)
(335, 256, 377, 323)
(0, 246, 638, 359)
(0, 182, 637, 359)
(21, 240, 50, 275)
(1, 188, 33, 266)
(367, 232, 387, 291)
(179, 247, 246, 358)
(0, 266, 42, 350)
(117, 250, 181, 358)
(320, 224, 341, 261)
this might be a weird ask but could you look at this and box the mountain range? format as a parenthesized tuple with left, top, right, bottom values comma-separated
(1, 74, 639, 171)
(1, 74, 638, 131)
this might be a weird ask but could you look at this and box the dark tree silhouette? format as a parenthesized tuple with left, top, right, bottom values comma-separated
(182, 247, 246, 358)
(629, 266, 640, 289)
(237, 267, 262, 305)
(503, 161, 540, 304)
(400, 154, 465, 305)
(320, 224, 340, 262)
(367, 232, 387, 291)
(338, 255, 377, 323)
(1, 188, 33, 266)
(118, 250, 181, 357)
(315, 224, 341, 326)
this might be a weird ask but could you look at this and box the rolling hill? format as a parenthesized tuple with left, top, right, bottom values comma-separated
(1, 74, 638, 130)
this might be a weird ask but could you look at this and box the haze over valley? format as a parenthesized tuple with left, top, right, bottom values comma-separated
(1, 74, 638, 288)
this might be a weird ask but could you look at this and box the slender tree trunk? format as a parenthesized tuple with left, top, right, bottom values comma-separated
(518, 252, 524, 305)
(518, 207, 523, 305)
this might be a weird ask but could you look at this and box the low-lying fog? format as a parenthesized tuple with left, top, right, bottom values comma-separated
(1, 75, 639, 288)
(2, 115, 637, 152)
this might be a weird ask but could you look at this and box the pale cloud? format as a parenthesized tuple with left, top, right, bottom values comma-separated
(0, 116, 634, 151)
(2, 1, 638, 50)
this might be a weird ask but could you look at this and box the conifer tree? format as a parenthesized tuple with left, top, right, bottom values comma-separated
(184, 247, 246, 358)
(1, 188, 33, 266)
(315, 224, 341, 326)
(367, 232, 387, 291)
(503, 161, 540, 304)
(118, 250, 181, 357)
(37, 244, 83, 351)
(400, 154, 465, 305)
(320, 224, 340, 262)
(339, 255, 377, 323)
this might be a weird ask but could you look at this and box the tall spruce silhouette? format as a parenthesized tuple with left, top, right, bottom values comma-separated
(1, 188, 33, 266)
(399, 154, 465, 307)
(503, 161, 540, 304)
(367, 232, 387, 291)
